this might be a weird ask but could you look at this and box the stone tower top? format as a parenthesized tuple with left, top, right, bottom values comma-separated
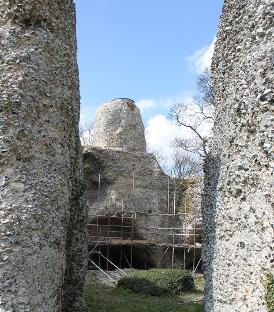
(94, 98, 146, 152)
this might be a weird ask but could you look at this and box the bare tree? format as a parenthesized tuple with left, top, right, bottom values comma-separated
(168, 147, 203, 215)
(169, 68, 214, 158)
(149, 148, 169, 174)
(79, 121, 94, 146)
(171, 148, 202, 179)
(150, 147, 202, 178)
(195, 67, 215, 109)
(168, 69, 214, 216)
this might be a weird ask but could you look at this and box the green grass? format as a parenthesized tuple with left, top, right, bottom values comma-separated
(265, 273, 274, 312)
(117, 269, 194, 296)
(84, 272, 204, 312)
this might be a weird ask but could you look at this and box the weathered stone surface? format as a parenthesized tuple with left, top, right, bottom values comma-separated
(94, 98, 146, 152)
(87, 98, 166, 240)
(0, 1, 87, 311)
(84, 99, 169, 268)
(202, 0, 274, 311)
(83, 146, 168, 241)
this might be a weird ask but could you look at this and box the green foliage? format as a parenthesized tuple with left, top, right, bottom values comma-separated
(176, 178, 197, 191)
(84, 278, 203, 312)
(175, 178, 196, 214)
(117, 269, 194, 296)
(265, 273, 274, 312)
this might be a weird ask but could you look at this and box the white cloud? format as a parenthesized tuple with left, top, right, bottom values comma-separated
(157, 95, 193, 109)
(186, 38, 216, 73)
(145, 114, 193, 167)
(145, 101, 214, 169)
(136, 94, 194, 115)
(135, 98, 156, 111)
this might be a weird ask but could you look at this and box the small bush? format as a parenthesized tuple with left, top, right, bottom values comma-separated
(265, 273, 274, 312)
(117, 269, 194, 296)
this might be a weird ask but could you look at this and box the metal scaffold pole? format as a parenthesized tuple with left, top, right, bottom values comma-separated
(132, 164, 135, 190)
(107, 215, 110, 271)
(97, 173, 101, 202)
(193, 214, 196, 273)
(131, 203, 135, 268)
(167, 177, 170, 214)
(171, 192, 176, 269)
(120, 198, 124, 268)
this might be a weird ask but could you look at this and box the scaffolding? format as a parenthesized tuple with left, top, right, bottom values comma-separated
(87, 174, 202, 273)
(88, 208, 202, 272)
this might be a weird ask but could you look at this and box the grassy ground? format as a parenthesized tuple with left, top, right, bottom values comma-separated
(84, 272, 204, 312)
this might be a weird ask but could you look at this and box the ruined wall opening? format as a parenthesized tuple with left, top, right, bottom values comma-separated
(89, 245, 154, 271)
(87, 216, 155, 270)
(87, 210, 202, 273)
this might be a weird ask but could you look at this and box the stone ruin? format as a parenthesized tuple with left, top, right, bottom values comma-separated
(1, 0, 272, 311)
(202, 0, 274, 311)
(83, 98, 203, 270)
(83, 98, 171, 268)
(0, 1, 87, 311)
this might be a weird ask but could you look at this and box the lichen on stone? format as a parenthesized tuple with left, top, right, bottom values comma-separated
(265, 273, 274, 312)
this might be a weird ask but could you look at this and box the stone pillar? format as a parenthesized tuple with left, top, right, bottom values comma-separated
(94, 98, 147, 152)
(202, 0, 274, 311)
(0, 1, 87, 311)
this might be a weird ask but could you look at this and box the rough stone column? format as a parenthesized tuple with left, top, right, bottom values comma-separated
(94, 98, 147, 152)
(0, 1, 87, 311)
(202, 0, 274, 311)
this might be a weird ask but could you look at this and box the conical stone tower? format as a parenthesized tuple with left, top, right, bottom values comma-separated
(94, 98, 146, 152)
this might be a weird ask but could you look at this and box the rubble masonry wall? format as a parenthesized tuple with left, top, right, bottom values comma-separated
(202, 0, 274, 311)
(0, 1, 87, 311)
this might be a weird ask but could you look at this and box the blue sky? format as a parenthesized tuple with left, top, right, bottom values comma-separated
(74, 0, 224, 159)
